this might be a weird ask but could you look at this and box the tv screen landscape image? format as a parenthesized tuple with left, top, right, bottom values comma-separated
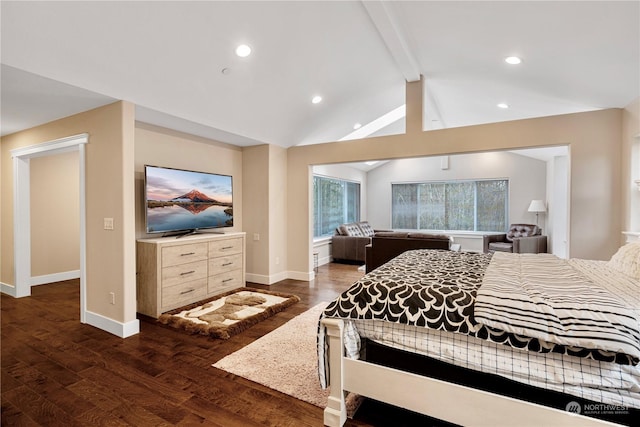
(145, 165, 233, 234)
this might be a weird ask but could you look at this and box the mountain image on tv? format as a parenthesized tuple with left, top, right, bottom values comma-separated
(145, 165, 233, 233)
(172, 189, 220, 203)
(148, 189, 232, 214)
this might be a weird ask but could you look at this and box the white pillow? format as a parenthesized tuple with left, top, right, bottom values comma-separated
(608, 243, 640, 280)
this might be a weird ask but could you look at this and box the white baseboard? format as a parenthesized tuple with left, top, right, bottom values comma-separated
(319, 255, 332, 266)
(31, 270, 80, 286)
(1, 282, 17, 297)
(245, 268, 323, 285)
(245, 273, 270, 285)
(287, 270, 315, 281)
(84, 310, 140, 338)
(245, 270, 290, 285)
(2, 271, 82, 296)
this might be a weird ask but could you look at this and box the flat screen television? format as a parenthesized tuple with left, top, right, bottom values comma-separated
(144, 165, 233, 236)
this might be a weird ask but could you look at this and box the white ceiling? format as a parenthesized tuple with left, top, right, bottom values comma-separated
(2, 1, 638, 147)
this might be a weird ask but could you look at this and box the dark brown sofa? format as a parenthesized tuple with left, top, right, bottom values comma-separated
(365, 232, 452, 273)
(331, 221, 392, 263)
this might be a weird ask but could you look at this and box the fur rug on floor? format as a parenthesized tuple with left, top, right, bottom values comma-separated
(158, 287, 299, 339)
(213, 302, 362, 414)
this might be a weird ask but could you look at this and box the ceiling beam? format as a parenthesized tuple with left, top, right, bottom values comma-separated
(362, 0, 421, 82)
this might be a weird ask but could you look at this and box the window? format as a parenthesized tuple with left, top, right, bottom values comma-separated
(392, 179, 508, 232)
(313, 175, 361, 238)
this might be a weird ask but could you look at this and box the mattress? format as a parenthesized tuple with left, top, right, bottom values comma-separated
(345, 317, 640, 410)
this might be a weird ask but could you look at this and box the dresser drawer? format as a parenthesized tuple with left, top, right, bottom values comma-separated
(162, 278, 207, 311)
(208, 253, 242, 273)
(162, 242, 208, 267)
(209, 238, 242, 257)
(208, 269, 243, 294)
(161, 260, 207, 288)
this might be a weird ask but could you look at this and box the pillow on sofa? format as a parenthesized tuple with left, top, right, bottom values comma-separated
(358, 221, 375, 237)
(506, 224, 540, 241)
(607, 243, 640, 280)
(339, 223, 365, 237)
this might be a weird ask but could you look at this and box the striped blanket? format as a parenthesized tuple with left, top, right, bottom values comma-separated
(474, 252, 640, 365)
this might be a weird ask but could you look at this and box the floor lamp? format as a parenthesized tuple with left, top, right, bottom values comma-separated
(528, 199, 546, 228)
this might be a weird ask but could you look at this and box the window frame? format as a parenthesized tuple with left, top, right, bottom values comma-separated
(391, 178, 509, 232)
(313, 174, 361, 239)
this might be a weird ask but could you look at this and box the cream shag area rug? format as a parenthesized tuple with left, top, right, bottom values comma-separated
(158, 287, 299, 339)
(213, 303, 361, 413)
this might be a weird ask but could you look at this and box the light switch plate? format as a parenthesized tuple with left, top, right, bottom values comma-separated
(104, 218, 114, 230)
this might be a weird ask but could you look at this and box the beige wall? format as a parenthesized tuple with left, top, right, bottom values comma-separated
(287, 81, 623, 275)
(243, 144, 270, 280)
(1, 101, 137, 325)
(242, 144, 288, 283)
(134, 123, 243, 240)
(30, 151, 80, 277)
(268, 145, 288, 279)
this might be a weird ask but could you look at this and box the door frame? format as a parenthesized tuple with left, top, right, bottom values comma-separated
(4, 133, 88, 323)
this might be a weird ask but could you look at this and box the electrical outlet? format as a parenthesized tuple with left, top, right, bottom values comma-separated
(109, 292, 115, 305)
(275, 256, 280, 265)
(104, 218, 114, 230)
(253, 233, 260, 241)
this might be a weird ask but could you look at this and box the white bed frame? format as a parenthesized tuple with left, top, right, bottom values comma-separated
(321, 318, 622, 427)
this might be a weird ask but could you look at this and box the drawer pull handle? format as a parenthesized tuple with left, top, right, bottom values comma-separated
(222, 278, 233, 283)
(221, 246, 233, 250)
(180, 289, 195, 295)
(181, 252, 195, 256)
(180, 270, 195, 276)
(222, 262, 233, 267)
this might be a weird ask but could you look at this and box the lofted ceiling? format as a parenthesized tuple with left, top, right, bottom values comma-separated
(1, 1, 638, 147)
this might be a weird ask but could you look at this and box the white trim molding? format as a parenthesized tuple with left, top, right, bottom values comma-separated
(288, 270, 315, 282)
(8, 133, 88, 325)
(1, 282, 16, 297)
(245, 271, 289, 286)
(31, 270, 81, 286)
(84, 310, 140, 339)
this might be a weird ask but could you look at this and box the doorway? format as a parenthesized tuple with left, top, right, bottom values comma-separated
(4, 133, 88, 323)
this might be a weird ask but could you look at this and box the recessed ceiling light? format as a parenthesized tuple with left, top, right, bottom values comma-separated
(311, 95, 322, 104)
(235, 44, 251, 57)
(497, 103, 510, 109)
(505, 56, 522, 65)
(353, 123, 362, 130)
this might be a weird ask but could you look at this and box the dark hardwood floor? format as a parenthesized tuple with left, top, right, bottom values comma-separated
(2, 262, 439, 426)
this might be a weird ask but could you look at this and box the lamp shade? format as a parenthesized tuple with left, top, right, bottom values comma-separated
(528, 199, 546, 213)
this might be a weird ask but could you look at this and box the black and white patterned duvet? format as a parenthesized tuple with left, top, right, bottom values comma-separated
(323, 249, 637, 365)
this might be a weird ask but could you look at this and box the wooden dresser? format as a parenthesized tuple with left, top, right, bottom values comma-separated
(136, 232, 246, 318)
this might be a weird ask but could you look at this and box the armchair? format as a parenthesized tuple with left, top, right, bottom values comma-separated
(483, 224, 547, 254)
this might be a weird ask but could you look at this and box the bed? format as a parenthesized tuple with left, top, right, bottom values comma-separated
(318, 244, 640, 427)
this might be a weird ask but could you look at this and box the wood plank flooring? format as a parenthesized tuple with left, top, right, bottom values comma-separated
(2, 262, 441, 426)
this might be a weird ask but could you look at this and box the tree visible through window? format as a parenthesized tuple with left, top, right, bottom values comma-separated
(392, 179, 508, 232)
(314, 175, 361, 238)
